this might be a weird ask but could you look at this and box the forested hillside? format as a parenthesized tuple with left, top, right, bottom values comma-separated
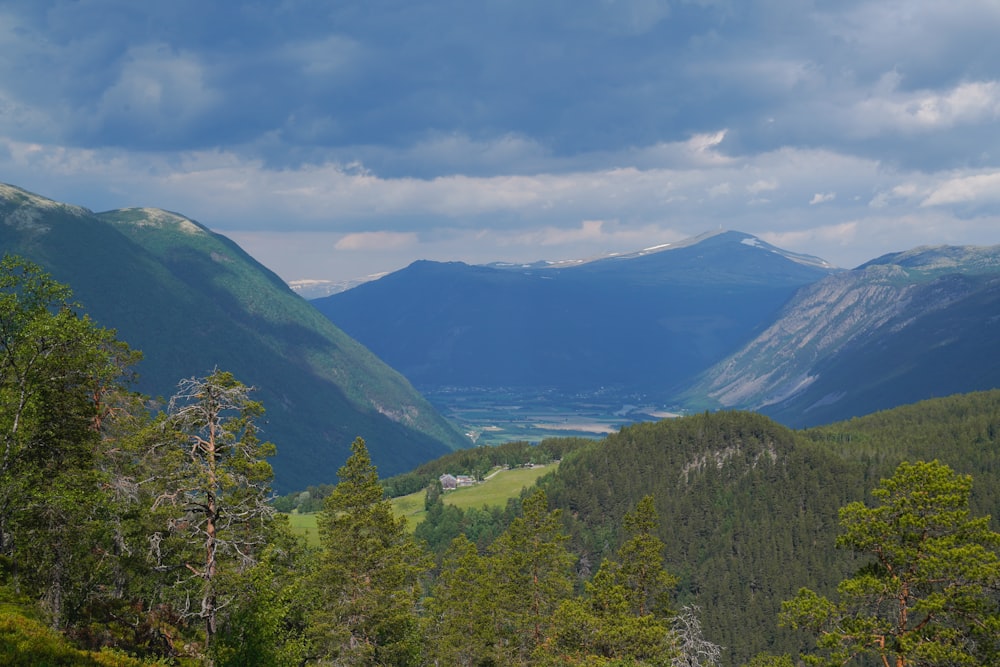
(2, 250, 998, 665)
(527, 394, 1000, 663)
(0, 183, 468, 489)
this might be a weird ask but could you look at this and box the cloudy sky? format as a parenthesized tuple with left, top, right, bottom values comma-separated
(2, 1, 999, 284)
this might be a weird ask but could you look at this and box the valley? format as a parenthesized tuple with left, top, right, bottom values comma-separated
(422, 385, 683, 445)
(2, 182, 1000, 666)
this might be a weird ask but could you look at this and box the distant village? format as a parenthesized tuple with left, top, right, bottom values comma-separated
(438, 473, 476, 490)
(438, 463, 545, 491)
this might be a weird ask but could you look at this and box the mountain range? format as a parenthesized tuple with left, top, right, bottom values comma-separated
(316, 231, 1000, 430)
(4, 180, 999, 490)
(0, 183, 467, 491)
(688, 244, 1000, 426)
(312, 231, 837, 394)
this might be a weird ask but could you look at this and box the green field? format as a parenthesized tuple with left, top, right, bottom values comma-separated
(423, 386, 679, 446)
(286, 463, 558, 544)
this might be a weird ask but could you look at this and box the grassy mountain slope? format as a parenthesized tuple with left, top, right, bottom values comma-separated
(684, 244, 1000, 427)
(0, 183, 468, 490)
(535, 391, 1000, 664)
(313, 230, 836, 394)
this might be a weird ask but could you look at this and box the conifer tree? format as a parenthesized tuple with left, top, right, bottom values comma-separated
(487, 488, 575, 664)
(151, 370, 276, 656)
(423, 534, 496, 666)
(310, 437, 430, 666)
(546, 494, 687, 665)
(0, 255, 138, 629)
(781, 460, 1000, 667)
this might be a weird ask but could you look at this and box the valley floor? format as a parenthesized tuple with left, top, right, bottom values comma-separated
(422, 386, 682, 445)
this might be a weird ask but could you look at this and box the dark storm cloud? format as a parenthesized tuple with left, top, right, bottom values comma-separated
(1, 0, 998, 281)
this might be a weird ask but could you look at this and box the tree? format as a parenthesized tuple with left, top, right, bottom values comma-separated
(150, 370, 276, 656)
(309, 437, 430, 665)
(488, 488, 576, 664)
(781, 460, 1000, 667)
(0, 255, 138, 629)
(422, 534, 496, 666)
(545, 495, 687, 665)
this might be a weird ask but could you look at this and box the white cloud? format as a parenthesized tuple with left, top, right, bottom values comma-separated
(92, 43, 221, 139)
(869, 183, 922, 208)
(334, 231, 418, 250)
(921, 171, 1000, 206)
(3, 129, 1000, 282)
(707, 182, 731, 197)
(850, 77, 1000, 136)
(747, 179, 778, 195)
(283, 35, 363, 77)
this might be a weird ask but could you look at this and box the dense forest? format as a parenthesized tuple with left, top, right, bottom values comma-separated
(1, 254, 999, 666)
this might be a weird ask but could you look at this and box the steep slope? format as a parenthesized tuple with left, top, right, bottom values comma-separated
(537, 391, 1000, 664)
(312, 230, 836, 395)
(0, 183, 467, 490)
(685, 244, 1000, 427)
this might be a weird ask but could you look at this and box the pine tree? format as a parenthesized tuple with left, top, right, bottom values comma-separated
(545, 494, 686, 665)
(151, 370, 277, 657)
(422, 534, 496, 666)
(781, 460, 1000, 667)
(310, 437, 430, 665)
(487, 488, 575, 664)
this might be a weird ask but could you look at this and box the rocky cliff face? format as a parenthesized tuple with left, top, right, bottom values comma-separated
(686, 244, 1000, 423)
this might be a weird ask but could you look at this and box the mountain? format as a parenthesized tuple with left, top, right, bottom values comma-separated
(0, 183, 468, 491)
(685, 244, 1000, 427)
(311, 230, 838, 396)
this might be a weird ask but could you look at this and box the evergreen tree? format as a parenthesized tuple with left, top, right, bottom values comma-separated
(488, 488, 576, 664)
(545, 495, 685, 665)
(0, 255, 137, 630)
(310, 437, 430, 665)
(781, 460, 1000, 666)
(150, 370, 277, 658)
(422, 534, 496, 666)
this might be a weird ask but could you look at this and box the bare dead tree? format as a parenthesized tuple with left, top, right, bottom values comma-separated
(671, 605, 723, 667)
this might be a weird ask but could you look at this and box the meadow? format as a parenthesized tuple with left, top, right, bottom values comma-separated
(287, 463, 558, 544)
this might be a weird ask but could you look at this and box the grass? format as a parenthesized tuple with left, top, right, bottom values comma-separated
(441, 464, 556, 510)
(286, 463, 558, 544)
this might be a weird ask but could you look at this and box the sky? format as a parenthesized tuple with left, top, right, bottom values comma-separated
(2, 1, 1000, 286)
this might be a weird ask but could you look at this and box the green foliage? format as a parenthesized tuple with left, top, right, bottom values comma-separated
(488, 489, 576, 663)
(151, 370, 278, 654)
(0, 255, 142, 631)
(545, 495, 680, 665)
(380, 437, 589, 498)
(310, 437, 431, 665)
(780, 460, 1000, 666)
(210, 531, 310, 667)
(743, 654, 795, 667)
(421, 535, 496, 666)
(423, 489, 576, 666)
(540, 411, 860, 663)
(0, 584, 167, 666)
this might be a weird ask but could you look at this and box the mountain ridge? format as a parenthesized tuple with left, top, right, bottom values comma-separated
(686, 244, 1000, 426)
(0, 183, 468, 490)
(313, 231, 838, 397)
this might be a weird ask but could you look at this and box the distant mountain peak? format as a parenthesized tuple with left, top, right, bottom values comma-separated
(487, 230, 837, 273)
(103, 207, 208, 235)
(0, 182, 91, 218)
(860, 243, 1000, 274)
